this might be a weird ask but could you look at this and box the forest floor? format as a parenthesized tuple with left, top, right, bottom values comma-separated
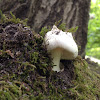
(0, 20, 100, 100)
(85, 57, 100, 74)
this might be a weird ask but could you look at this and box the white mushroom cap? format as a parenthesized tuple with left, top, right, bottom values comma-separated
(44, 25, 78, 72)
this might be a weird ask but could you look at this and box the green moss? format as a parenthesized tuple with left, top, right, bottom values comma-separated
(39, 27, 50, 38)
(0, 50, 13, 62)
(71, 56, 100, 100)
(0, 55, 100, 99)
(0, 14, 100, 99)
(39, 20, 78, 39)
(0, 81, 21, 100)
(67, 26, 78, 33)
(30, 52, 39, 64)
(0, 10, 28, 26)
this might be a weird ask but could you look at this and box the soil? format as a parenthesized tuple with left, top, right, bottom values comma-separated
(0, 22, 75, 99)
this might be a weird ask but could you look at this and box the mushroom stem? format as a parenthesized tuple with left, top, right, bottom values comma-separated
(51, 48, 61, 72)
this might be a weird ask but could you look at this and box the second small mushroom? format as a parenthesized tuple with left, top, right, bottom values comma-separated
(44, 25, 78, 72)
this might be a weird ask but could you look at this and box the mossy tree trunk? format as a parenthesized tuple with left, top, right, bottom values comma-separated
(0, 0, 90, 58)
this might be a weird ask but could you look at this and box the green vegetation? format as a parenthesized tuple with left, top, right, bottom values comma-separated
(39, 20, 78, 38)
(0, 10, 28, 26)
(1, 51, 100, 100)
(71, 56, 100, 100)
(86, 0, 100, 59)
(0, 12, 100, 100)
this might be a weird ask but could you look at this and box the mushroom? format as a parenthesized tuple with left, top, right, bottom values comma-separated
(44, 25, 78, 72)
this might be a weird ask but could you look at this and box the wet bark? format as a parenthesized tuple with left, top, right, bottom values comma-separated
(0, 0, 90, 58)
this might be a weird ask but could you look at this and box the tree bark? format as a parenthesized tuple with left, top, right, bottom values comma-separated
(0, 0, 90, 58)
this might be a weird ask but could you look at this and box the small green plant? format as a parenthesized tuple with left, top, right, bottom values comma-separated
(39, 20, 78, 38)
(39, 27, 50, 37)
(67, 26, 78, 33)
(0, 10, 28, 26)
(55, 19, 66, 31)
(0, 10, 7, 23)
(55, 20, 78, 33)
